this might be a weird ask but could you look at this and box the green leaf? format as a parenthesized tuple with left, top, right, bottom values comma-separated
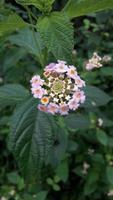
(56, 160, 69, 182)
(106, 166, 113, 185)
(65, 114, 91, 130)
(96, 129, 108, 146)
(84, 170, 99, 195)
(16, 0, 55, 12)
(83, 85, 112, 107)
(63, 0, 113, 19)
(8, 98, 54, 181)
(37, 12, 74, 62)
(0, 84, 29, 109)
(2, 48, 26, 72)
(35, 191, 48, 200)
(100, 67, 113, 76)
(0, 14, 28, 36)
(9, 28, 43, 58)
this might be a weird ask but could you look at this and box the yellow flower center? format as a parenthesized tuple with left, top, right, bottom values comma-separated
(52, 80, 65, 94)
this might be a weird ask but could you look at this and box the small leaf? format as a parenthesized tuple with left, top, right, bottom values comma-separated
(35, 191, 48, 200)
(0, 84, 29, 109)
(0, 14, 28, 36)
(84, 170, 99, 195)
(37, 12, 74, 62)
(53, 184, 60, 191)
(96, 129, 108, 146)
(106, 166, 113, 185)
(83, 85, 112, 107)
(65, 114, 91, 130)
(56, 160, 69, 182)
(63, 0, 113, 19)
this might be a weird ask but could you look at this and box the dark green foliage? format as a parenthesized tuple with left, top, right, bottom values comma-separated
(0, 0, 113, 199)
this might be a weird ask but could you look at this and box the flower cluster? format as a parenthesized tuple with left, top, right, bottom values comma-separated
(30, 60, 86, 115)
(86, 52, 102, 71)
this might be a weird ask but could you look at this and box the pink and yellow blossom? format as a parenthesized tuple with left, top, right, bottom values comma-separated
(30, 60, 86, 115)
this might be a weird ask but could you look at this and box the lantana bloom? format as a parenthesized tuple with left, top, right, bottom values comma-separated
(85, 52, 102, 71)
(30, 60, 86, 115)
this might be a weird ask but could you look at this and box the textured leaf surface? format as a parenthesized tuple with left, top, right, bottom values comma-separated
(8, 98, 54, 180)
(9, 28, 43, 57)
(65, 114, 91, 130)
(16, 0, 55, 11)
(83, 85, 112, 107)
(0, 14, 28, 36)
(0, 84, 29, 108)
(37, 12, 74, 62)
(63, 0, 113, 18)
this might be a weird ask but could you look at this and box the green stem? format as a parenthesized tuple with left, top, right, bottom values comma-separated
(26, 6, 44, 67)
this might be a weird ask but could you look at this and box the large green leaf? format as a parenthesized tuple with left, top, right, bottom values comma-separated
(16, 0, 55, 12)
(0, 84, 29, 109)
(37, 12, 74, 62)
(8, 98, 55, 180)
(63, 0, 113, 18)
(9, 28, 43, 58)
(65, 114, 91, 130)
(0, 14, 28, 36)
(83, 85, 112, 107)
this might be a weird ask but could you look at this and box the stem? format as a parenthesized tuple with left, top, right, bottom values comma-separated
(26, 6, 44, 67)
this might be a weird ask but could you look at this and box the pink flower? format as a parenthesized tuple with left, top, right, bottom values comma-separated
(38, 104, 47, 112)
(55, 61, 68, 73)
(67, 66, 77, 79)
(73, 90, 86, 103)
(68, 99, 79, 110)
(44, 63, 56, 72)
(30, 75, 44, 86)
(47, 103, 59, 115)
(86, 63, 94, 71)
(59, 103, 69, 115)
(31, 86, 45, 99)
(75, 76, 85, 88)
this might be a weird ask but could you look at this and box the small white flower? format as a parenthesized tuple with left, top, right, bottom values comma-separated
(50, 93, 55, 97)
(91, 101, 96, 106)
(98, 118, 103, 127)
(53, 98, 59, 103)
(9, 190, 15, 196)
(65, 95, 71, 101)
(67, 85, 71, 90)
(59, 94, 64, 98)
(107, 190, 113, 196)
(1, 197, 7, 200)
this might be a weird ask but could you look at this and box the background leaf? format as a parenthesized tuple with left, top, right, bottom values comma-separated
(0, 14, 28, 36)
(0, 84, 29, 109)
(96, 129, 108, 146)
(83, 85, 112, 107)
(65, 114, 91, 130)
(106, 166, 113, 185)
(9, 28, 43, 59)
(63, 0, 113, 19)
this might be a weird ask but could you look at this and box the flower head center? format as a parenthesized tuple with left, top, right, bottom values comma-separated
(52, 80, 65, 94)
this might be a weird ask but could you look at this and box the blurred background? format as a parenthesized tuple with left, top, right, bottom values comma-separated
(0, 0, 113, 200)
